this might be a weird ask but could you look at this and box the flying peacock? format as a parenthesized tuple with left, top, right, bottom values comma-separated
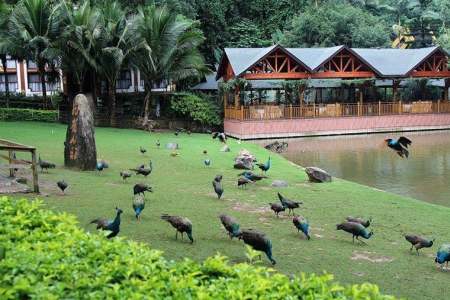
(385, 136, 412, 158)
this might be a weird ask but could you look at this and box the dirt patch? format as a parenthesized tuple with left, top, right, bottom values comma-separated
(352, 272, 365, 277)
(351, 251, 394, 263)
(313, 234, 323, 238)
(232, 202, 271, 214)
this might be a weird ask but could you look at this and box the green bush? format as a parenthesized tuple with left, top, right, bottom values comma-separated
(0, 93, 62, 109)
(0, 108, 58, 122)
(0, 196, 396, 299)
(171, 92, 222, 127)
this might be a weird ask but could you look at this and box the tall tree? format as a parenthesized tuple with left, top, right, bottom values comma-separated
(128, 5, 207, 125)
(0, 0, 12, 106)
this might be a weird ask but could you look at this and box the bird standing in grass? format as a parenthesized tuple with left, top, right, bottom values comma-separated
(161, 214, 194, 243)
(130, 161, 152, 177)
(435, 244, 450, 269)
(212, 132, 227, 143)
(57, 180, 68, 195)
(238, 171, 267, 182)
(212, 175, 223, 199)
(38, 156, 56, 173)
(203, 150, 208, 155)
(219, 214, 241, 239)
(133, 195, 145, 221)
(140, 146, 147, 155)
(256, 157, 271, 174)
(204, 158, 211, 167)
(133, 183, 152, 195)
(385, 136, 412, 158)
(96, 161, 107, 173)
(278, 192, 302, 215)
(170, 151, 179, 157)
(156, 140, 161, 148)
(346, 216, 372, 228)
(120, 170, 132, 181)
(269, 202, 285, 217)
(90, 207, 123, 239)
(336, 221, 373, 244)
(293, 216, 310, 240)
(239, 229, 276, 265)
(238, 177, 253, 188)
(404, 235, 434, 255)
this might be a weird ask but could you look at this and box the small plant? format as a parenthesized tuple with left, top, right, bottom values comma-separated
(245, 245, 263, 265)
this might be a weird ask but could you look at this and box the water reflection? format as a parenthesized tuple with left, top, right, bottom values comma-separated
(255, 130, 450, 207)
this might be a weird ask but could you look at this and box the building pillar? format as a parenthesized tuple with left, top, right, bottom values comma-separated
(444, 78, 450, 101)
(392, 80, 400, 102)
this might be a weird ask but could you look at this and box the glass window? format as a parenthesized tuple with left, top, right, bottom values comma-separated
(6, 60, 16, 68)
(28, 61, 38, 68)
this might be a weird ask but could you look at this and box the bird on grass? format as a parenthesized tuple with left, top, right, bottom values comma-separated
(238, 171, 267, 182)
(161, 214, 194, 243)
(385, 136, 412, 158)
(336, 221, 373, 244)
(435, 244, 450, 269)
(239, 229, 276, 265)
(238, 177, 253, 188)
(57, 180, 68, 195)
(133, 183, 153, 195)
(219, 214, 241, 239)
(346, 216, 372, 228)
(132, 194, 145, 221)
(269, 202, 285, 217)
(140, 146, 147, 155)
(293, 216, 310, 240)
(156, 140, 161, 148)
(170, 151, 180, 157)
(212, 176, 223, 199)
(204, 158, 211, 167)
(256, 157, 271, 174)
(90, 207, 123, 239)
(212, 132, 227, 143)
(277, 192, 302, 215)
(120, 170, 132, 181)
(130, 161, 152, 177)
(404, 235, 434, 255)
(96, 160, 108, 173)
(38, 156, 56, 173)
(203, 150, 208, 155)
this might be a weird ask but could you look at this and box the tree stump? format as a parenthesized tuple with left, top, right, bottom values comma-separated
(64, 94, 97, 170)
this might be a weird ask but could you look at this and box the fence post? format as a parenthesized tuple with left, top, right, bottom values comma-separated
(313, 102, 316, 117)
(289, 104, 292, 119)
(399, 100, 402, 114)
(438, 100, 440, 113)
(240, 105, 244, 120)
(378, 101, 381, 116)
(357, 102, 361, 116)
(31, 149, 39, 193)
(8, 150, 14, 177)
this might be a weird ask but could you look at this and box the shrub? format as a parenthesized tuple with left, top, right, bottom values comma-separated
(0, 108, 58, 122)
(0, 197, 396, 299)
(171, 92, 222, 127)
(0, 93, 62, 110)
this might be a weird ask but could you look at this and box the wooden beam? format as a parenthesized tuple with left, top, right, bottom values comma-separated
(242, 73, 309, 80)
(411, 71, 450, 77)
(311, 71, 374, 78)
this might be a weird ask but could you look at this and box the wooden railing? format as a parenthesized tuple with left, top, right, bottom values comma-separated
(224, 101, 450, 121)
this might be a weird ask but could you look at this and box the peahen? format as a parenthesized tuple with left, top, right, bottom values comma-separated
(238, 177, 253, 188)
(38, 156, 56, 173)
(133, 183, 153, 195)
(56, 180, 68, 195)
(120, 170, 132, 181)
(435, 244, 450, 269)
(90, 207, 123, 239)
(385, 136, 412, 158)
(238, 171, 267, 182)
(256, 157, 271, 174)
(346, 216, 372, 228)
(130, 161, 152, 177)
(219, 214, 241, 239)
(140, 146, 147, 155)
(293, 216, 310, 240)
(269, 202, 285, 217)
(336, 221, 373, 244)
(204, 159, 211, 167)
(156, 140, 161, 148)
(404, 234, 434, 255)
(277, 192, 302, 215)
(161, 214, 194, 243)
(132, 194, 145, 221)
(212, 178, 223, 199)
(239, 229, 276, 265)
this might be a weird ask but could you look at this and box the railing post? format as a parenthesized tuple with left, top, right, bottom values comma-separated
(438, 100, 440, 113)
(378, 101, 381, 116)
(240, 105, 244, 120)
(31, 149, 39, 193)
(313, 102, 316, 117)
(399, 100, 402, 114)
(357, 102, 361, 116)
(289, 104, 292, 119)
(8, 150, 14, 177)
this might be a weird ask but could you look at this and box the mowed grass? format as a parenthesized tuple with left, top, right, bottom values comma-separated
(3, 121, 450, 299)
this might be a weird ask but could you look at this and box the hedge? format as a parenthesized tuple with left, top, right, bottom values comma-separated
(0, 197, 396, 299)
(0, 108, 58, 122)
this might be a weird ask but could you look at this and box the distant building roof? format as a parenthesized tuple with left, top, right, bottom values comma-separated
(191, 73, 221, 90)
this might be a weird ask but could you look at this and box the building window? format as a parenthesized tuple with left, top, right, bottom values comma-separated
(27, 61, 38, 69)
(28, 74, 60, 92)
(0, 74, 18, 92)
(6, 60, 16, 69)
(116, 70, 132, 90)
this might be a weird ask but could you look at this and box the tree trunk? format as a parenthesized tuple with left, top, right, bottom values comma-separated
(64, 93, 97, 170)
(39, 66, 48, 107)
(108, 82, 117, 127)
(1, 56, 10, 108)
(142, 83, 152, 126)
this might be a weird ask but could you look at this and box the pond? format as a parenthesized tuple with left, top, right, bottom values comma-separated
(256, 130, 450, 207)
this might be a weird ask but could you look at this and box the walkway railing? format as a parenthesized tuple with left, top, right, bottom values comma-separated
(224, 101, 450, 121)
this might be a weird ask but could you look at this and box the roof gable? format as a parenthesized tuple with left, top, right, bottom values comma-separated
(286, 46, 344, 70)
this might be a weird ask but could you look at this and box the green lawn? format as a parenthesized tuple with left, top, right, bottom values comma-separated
(3, 121, 450, 299)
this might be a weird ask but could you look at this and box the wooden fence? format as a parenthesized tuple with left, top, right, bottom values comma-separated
(224, 101, 450, 121)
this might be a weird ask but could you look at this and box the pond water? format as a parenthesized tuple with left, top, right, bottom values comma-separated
(256, 130, 450, 207)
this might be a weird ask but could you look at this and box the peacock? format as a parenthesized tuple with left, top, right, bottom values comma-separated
(130, 161, 152, 177)
(90, 207, 123, 239)
(346, 216, 372, 228)
(161, 214, 194, 243)
(385, 136, 412, 158)
(96, 160, 107, 173)
(140, 146, 147, 155)
(212, 132, 227, 143)
(238, 177, 253, 188)
(404, 234, 434, 255)
(269, 202, 285, 217)
(435, 244, 450, 269)
(38, 156, 56, 173)
(238, 171, 267, 182)
(57, 180, 68, 195)
(133, 183, 152, 195)
(336, 221, 373, 244)
(212, 178, 223, 199)
(219, 214, 241, 239)
(239, 229, 276, 265)
(120, 170, 132, 181)
(256, 157, 271, 174)
(293, 216, 310, 240)
(204, 158, 211, 167)
(277, 192, 302, 215)
(132, 194, 145, 221)
(156, 140, 161, 148)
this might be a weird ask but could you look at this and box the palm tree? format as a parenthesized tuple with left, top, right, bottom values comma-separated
(0, 1, 12, 107)
(128, 5, 207, 125)
(8, 0, 64, 105)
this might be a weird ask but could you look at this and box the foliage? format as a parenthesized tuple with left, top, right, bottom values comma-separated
(281, 79, 310, 104)
(227, 18, 270, 48)
(171, 92, 221, 126)
(0, 196, 396, 299)
(0, 108, 58, 121)
(0, 93, 62, 109)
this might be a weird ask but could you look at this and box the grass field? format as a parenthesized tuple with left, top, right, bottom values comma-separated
(3, 121, 450, 299)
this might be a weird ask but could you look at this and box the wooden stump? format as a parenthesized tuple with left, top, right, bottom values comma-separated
(64, 94, 97, 170)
